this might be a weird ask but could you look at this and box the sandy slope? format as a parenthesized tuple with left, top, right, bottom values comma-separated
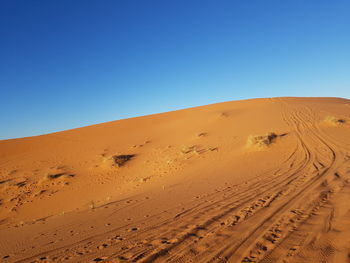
(0, 97, 350, 263)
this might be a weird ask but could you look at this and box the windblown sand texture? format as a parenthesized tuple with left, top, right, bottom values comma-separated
(1, 97, 350, 263)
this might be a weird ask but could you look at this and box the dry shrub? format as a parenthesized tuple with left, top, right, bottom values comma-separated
(40, 173, 75, 184)
(112, 154, 135, 167)
(246, 132, 278, 149)
(181, 145, 206, 155)
(324, 116, 345, 126)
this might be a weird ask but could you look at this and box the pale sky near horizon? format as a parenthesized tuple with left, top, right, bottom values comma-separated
(1, 1, 349, 139)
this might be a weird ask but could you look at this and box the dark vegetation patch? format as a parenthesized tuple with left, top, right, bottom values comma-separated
(16, 181, 27, 187)
(0, 179, 11, 185)
(47, 173, 75, 180)
(112, 154, 135, 167)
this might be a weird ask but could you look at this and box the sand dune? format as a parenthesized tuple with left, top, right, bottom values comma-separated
(1, 97, 350, 263)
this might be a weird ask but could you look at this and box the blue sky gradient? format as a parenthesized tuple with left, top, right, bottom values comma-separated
(1, 1, 349, 139)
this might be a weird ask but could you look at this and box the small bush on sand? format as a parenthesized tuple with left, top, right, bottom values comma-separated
(112, 154, 135, 167)
(324, 116, 345, 126)
(181, 145, 206, 155)
(42, 173, 75, 182)
(246, 132, 278, 149)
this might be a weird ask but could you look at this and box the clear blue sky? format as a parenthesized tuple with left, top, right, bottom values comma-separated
(1, 1, 349, 139)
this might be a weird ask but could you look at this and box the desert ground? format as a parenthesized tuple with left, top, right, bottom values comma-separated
(1, 97, 350, 263)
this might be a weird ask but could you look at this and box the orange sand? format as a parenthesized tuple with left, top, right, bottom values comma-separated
(0, 97, 350, 262)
